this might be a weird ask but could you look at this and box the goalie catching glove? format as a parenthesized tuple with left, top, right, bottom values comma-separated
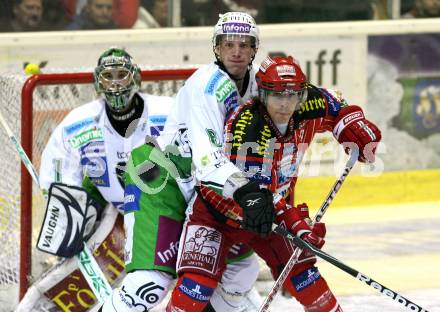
(37, 183, 104, 258)
(333, 105, 381, 163)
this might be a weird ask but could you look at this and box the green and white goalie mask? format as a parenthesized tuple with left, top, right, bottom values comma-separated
(94, 48, 141, 113)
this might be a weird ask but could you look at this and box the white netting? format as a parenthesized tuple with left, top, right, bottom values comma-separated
(0, 69, 190, 312)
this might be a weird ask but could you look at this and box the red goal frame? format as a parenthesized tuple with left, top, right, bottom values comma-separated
(19, 68, 196, 299)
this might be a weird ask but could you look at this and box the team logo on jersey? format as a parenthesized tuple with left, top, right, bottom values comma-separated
(205, 129, 222, 147)
(69, 128, 103, 148)
(179, 225, 221, 274)
(63, 117, 94, 136)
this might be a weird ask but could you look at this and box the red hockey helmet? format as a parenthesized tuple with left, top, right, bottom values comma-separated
(256, 56, 307, 105)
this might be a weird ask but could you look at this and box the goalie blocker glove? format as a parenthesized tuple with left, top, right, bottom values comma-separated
(37, 183, 104, 258)
(233, 181, 275, 237)
(333, 105, 381, 163)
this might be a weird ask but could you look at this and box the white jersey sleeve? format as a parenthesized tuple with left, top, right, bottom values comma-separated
(169, 63, 258, 188)
(39, 101, 104, 191)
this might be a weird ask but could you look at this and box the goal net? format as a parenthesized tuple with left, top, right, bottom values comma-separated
(0, 68, 195, 311)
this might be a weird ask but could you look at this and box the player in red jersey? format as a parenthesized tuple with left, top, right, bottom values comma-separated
(166, 55, 381, 312)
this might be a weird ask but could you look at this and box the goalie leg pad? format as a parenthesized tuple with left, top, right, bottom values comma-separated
(36, 183, 102, 258)
(101, 269, 173, 311)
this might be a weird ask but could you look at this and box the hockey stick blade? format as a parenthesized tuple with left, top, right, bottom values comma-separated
(273, 226, 430, 312)
(258, 151, 358, 312)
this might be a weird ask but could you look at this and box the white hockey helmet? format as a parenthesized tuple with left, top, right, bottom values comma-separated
(212, 12, 260, 51)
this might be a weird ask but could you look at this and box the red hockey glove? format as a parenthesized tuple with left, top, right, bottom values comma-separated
(275, 202, 325, 249)
(296, 203, 326, 240)
(333, 105, 381, 163)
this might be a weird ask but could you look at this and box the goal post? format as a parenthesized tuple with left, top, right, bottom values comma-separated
(0, 68, 196, 309)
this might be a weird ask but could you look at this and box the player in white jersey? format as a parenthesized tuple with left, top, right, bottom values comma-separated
(27, 47, 261, 312)
(19, 48, 174, 311)
(158, 11, 263, 312)
(39, 48, 171, 211)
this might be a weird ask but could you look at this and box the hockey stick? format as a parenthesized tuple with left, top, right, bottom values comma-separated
(258, 151, 358, 312)
(274, 226, 429, 312)
(0, 112, 112, 304)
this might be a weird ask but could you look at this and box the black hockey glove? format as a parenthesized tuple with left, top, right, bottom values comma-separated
(233, 181, 275, 236)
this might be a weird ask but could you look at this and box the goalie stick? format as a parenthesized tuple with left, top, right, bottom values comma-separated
(0, 112, 112, 304)
(258, 151, 358, 312)
(274, 226, 429, 312)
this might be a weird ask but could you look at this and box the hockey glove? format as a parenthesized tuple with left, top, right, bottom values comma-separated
(333, 105, 381, 163)
(276, 203, 325, 249)
(233, 181, 275, 237)
(296, 203, 326, 240)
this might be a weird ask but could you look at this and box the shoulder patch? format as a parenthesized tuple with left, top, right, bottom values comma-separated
(205, 71, 225, 95)
(63, 117, 94, 136)
(124, 184, 141, 212)
(205, 128, 222, 147)
(320, 88, 343, 116)
(149, 115, 167, 124)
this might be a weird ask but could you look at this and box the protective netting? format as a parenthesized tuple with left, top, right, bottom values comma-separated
(0, 69, 190, 311)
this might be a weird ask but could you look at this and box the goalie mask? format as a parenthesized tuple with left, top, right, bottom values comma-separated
(94, 48, 141, 113)
(212, 12, 259, 62)
(256, 56, 308, 108)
